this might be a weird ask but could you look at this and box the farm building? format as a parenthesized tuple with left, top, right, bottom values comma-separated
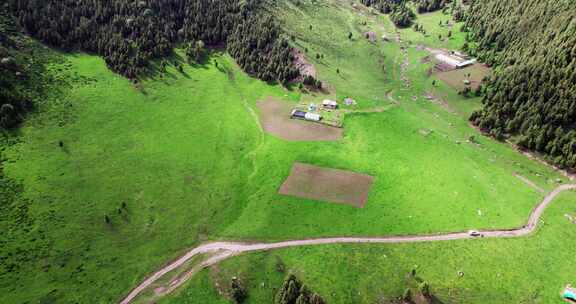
(456, 59, 477, 69)
(434, 54, 463, 67)
(434, 52, 477, 69)
(290, 109, 322, 122)
(322, 99, 338, 109)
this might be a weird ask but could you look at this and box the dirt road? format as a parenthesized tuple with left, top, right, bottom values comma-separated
(120, 184, 576, 304)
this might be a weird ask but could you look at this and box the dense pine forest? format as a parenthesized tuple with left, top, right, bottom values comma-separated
(8, 0, 298, 83)
(360, 0, 415, 27)
(360, 0, 450, 27)
(465, 0, 576, 169)
(415, 0, 450, 13)
(0, 7, 53, 129)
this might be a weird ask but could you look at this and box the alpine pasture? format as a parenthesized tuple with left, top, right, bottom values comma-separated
(1, 0, 573, 303)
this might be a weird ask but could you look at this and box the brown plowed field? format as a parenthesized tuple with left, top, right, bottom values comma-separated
(436, 63, 491, 91)
(278, 162, 374, 207)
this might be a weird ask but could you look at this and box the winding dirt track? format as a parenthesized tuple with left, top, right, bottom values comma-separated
(120, 184, 576, 304)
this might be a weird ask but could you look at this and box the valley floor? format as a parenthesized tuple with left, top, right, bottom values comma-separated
(1, 0, 574, 303)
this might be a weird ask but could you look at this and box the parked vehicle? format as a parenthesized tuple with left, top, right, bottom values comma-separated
(468, 230, 483, 237)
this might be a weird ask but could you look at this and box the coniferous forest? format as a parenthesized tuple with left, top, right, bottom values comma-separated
(360, 0, 415, 27)
(360, 0, 450, 27)
(465, 0, 576, 169)
(8, 0, 298, 83)
(0, 7, 52, 129)
(415, 0, 451, 14)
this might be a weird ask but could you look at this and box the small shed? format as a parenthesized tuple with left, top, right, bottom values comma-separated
(291, 109, 306, 119)
(291, 110, 322, 122)
(322, 99, 338, 109)
(304, 112, 322, 122)
(456, 59, 477, 69)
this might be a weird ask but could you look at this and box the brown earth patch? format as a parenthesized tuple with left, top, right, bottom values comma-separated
(256, 97, 343, 141)
(278, 162, 374, 208)
(436, 63, 491, 91)
(292, 49, 316, 81)
(364, 31, 376, 43)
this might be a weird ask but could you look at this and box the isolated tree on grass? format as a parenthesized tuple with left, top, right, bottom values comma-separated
(275, 275, 325, 304)
(275, 275, 301, 304)
(308, 293, 325, 304)
(231, 277, 248, 304)
(186, 40, 206, 63)
(295, 284, 309, 304)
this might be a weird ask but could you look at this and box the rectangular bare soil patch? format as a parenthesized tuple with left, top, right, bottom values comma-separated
(278, 162, 374, 208)
(436, 63, 491, 91)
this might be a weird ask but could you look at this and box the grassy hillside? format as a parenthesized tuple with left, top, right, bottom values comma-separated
(161, 1, 576, 303)
(466, 0, 576, 169)
(0, 0, 572, 303)
(164, 190, 576, 304)
(1, 52, 297, 303)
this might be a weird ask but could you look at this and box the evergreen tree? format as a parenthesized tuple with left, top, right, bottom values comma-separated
(466, 0, 576, 169)
(274, 275, 325, 304)
(230, 277, 247, 304)
(9, 0, 298, 83)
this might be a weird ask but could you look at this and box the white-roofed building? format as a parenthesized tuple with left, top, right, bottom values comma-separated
(322, 99, 338, 109)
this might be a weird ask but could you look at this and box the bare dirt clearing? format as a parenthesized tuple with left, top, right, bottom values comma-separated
(278, 162, 374, 208)
(256, 97, 343, 141)
(436, 63, 490, 91)
(292, 49, 316, 80)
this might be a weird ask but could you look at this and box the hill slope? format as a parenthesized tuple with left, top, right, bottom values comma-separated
(8, 0, 297, 82)
(466, 0, 576, 169)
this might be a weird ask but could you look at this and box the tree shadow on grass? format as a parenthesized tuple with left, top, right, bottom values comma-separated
(137, 48, 232, 84)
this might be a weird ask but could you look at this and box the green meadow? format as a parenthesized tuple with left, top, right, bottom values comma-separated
(164, 191, 576, 304)
(3, 51, 307, 302)
(1, 0, 573, 303)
